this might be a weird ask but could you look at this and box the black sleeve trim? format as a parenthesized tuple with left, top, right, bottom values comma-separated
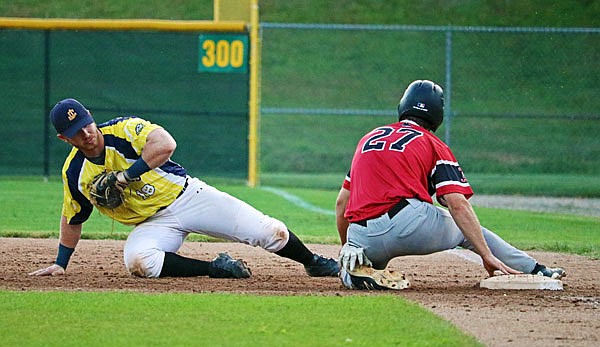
(65, 152, 93, 224)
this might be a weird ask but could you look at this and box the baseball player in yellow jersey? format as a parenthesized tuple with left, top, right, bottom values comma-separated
(30, 98, 339, 279)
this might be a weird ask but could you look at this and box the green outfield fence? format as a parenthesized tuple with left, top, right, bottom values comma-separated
(0, 19, 250, 178)
(259, 24, 600, 175)
(1, 21, 599, 178)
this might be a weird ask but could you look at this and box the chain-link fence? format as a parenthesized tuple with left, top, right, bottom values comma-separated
(259, 24, 600, 175)
(1, 23, 598, 178)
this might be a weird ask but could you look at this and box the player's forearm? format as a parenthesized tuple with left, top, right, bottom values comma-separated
(337, 215, 349, 245)
(55, 216, 82, 269)
(59, 216, 82, 248)
(454, 213, 491, 258)
(120, 129, 177, 183)
(446, 195, 493, 259)
(335, 196, 349, 244)
(335, 188, 350, 244)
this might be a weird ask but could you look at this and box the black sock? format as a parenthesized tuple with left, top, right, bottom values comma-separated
(275, 230, 315, 265)
(159, 252, 211, 277)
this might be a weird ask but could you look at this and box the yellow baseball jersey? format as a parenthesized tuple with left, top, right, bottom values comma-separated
(61, 117, 187, 225)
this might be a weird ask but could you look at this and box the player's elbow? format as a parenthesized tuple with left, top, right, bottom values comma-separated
(335, 196, 345, 212)
(335, 199, 347, 220)
(165, 136, 177, 155)
(157, 132, 177, 158)
(444, 193, 470, 212)
(149, 128, 177, 156)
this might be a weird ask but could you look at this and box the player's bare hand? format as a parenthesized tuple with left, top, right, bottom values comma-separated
(481, 254, 522, 277)
(29, 264, 65, 276)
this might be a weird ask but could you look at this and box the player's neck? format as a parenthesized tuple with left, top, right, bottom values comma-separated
(80, 129, 105, 158)
(86, 148, 105, 165)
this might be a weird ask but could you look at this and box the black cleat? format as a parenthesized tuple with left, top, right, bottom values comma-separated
(208, 253, 252, 278)
(304, 254, 340, 277)
(532, 263, 565, 279)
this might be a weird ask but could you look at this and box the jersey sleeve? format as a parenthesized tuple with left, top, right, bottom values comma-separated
(342, 170, 351, 190)
(61, 151, 94, 225)
(121, 118, 163, 155)
(431, 142, 473, 200)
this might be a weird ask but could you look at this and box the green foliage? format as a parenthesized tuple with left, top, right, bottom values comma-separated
(0, 291, 482, 347)
(261, 113, 600, 177)
(258, 0, 599, 27)
(0, 0, 213, 19)
(2, 0, 598, 26)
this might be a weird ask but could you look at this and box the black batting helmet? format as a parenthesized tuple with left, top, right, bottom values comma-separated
(397, 80, 444, 132)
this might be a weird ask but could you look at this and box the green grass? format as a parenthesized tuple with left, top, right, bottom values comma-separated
(260, 172, 600, 198)
(2, 177, 599, 257)
(1, 3, 598, 347)
(466, 174, 600, 198)
(0, 292, 481, 347)
(1, 177, 597, 347)
(475, 207, 600, 258)
(278, 185, 600, 258)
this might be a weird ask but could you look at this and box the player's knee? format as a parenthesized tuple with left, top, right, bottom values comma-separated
(123, 248, 163, 278)
(261, 218, 289, 252)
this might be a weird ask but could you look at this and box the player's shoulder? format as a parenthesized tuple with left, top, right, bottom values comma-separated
(62, 150, 90, 185)
(98, 116, 144, 129)
(99, 116, 162, 136)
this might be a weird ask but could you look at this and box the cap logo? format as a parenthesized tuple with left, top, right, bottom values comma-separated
(67, 108, 77, 121)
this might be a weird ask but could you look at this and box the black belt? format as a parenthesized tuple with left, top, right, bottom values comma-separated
(176, 177, 189, 199)
(353, 199, 409, 227)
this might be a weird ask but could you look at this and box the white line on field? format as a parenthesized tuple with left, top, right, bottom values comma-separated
(260, 186, 335, 216)
(259, 189, 496, 267)
(445, 248, 483, 265)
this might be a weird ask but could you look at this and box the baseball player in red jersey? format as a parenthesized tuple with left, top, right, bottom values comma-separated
(336, 80, 565, 290)
(29, 98, 339, 280)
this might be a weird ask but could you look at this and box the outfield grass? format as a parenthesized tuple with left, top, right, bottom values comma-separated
(1, 177, 598, 258)
(278, 186, 600, 259)
(261, 172, 600, 198)
(1, 177, 597, 347)
(0, 292, 482, 347)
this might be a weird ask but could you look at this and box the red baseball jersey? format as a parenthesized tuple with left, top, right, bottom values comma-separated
(343, 120, 473, 222)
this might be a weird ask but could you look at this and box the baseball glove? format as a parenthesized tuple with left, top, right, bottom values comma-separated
(89, 171, 125, 209)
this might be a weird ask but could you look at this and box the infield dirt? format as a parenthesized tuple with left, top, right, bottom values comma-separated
(1, 238, 598, 347)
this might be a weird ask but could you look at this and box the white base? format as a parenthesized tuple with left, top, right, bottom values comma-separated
(480, 274, 563, 290)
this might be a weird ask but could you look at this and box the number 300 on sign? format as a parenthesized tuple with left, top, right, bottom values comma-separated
(199, 34, 248, 73)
